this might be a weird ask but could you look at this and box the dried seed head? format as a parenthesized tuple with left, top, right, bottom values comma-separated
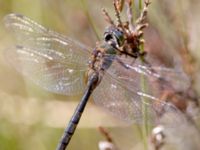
(136, 23, 149, 31)
(137, 31, 144, 38)
(114, 0, 124, 12)
(102, 8, 115, 26)
(139, 39, 145, 44)
(136, 0, 151, 25)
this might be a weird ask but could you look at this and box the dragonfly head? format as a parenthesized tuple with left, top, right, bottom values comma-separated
(104, 26, 125, 48)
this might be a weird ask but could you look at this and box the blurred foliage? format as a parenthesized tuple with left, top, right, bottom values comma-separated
(0, 0, 200, 150)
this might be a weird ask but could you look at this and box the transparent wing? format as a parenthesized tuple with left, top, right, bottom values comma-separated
(93, 69, 180, 125)
(4, 13, 91, 95)
(93, 57, 188, 125)
(111, 57, 190, 97)
(129, 62, 190, 93)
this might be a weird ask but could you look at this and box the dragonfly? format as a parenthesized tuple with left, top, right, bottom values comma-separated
(3, 0, 190, 150)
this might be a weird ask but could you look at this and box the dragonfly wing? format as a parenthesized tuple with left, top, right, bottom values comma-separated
(144, 66, 190, 92)
(111, 57, 190, 97)
(93, 69, 179, 125)
(4, 13, 91, 66)
(93, 58, 183, 125)
(5, 45, 87, 95)
(4, 13, 91, 95)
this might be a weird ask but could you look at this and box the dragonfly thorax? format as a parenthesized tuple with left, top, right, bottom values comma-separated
(87, 42, 117, 84)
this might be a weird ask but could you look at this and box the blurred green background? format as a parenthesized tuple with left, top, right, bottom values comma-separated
(0, 0, 200, 150)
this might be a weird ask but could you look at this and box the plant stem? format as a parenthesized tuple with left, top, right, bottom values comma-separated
(138, 0, 149, 150)
(140, 74, 149, 150)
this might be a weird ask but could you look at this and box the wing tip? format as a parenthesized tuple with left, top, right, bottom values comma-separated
(4, 13, 23, 19)
(3, 13, 24, 28)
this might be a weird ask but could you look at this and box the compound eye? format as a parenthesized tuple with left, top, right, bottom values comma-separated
(113, 29, 124, 46)
(104, 33, 113, 42)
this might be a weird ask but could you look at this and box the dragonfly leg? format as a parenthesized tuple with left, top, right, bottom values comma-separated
(115, 51, 148, 70)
